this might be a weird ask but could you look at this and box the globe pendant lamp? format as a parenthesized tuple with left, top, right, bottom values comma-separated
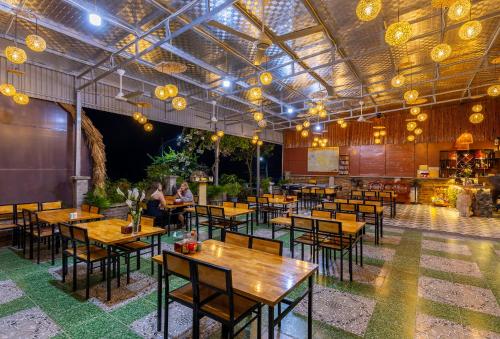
(459, 20, 482, 40)
(295, 124, 303, 132)
(469, 113, 484, 124)
(5, 16, 27, 65)
(210, 134, 218, 142)
(319, 109, 327, 118)
(341, 122, 348, 128)
(253, 112, 264, 122)
(404, 89, 419, 104)
(26, 18, 46, 52)
(448, 0, 471, 21)
(249, 87, 262, 100)
(410, 107, 421, 115)
(414, 128, 423, 135)
(138, 115, 148, 124)
(471, 104, 482, 112)
(216, 130, 224, 138)
(259, 72, 272, 85)
(301, 129, 309, 138)
(154, 86, 168, 100)
(0, 83, 16, 97)
(257, 140, 263, 146)
(144, 123, 153, 132)
(172, 96, 187, 110)
(407, 135, 415, 142)
(487, 84, 500, 97)
(417, 113, 428, 122)
(391, 74, 405, 88)
(303, 120, 311, 128)
(132, 112, 142, 120)
(165, 84, 178, 97)
(431, 43, 452, 62)
(356, 0, 382, 22)
(407, 121, 417, 131)
(13, 92, 29, 105)
(385, 21, 412, 46)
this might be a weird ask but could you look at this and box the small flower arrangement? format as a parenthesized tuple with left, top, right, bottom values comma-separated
(462, 167, 472, 178)
(117, 187, 145, 233)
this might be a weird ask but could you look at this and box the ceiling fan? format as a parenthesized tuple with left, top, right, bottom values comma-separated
(114, 69, 147, 106)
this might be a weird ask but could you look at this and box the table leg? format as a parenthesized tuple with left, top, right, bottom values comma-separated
(307, 275, 313, 339)
(157, 263, 162, 332)
(268, 305, 274, 339)
(106, 246, 112, 301)
(250, 212, 254, 235)
(360, 229, 363, 267)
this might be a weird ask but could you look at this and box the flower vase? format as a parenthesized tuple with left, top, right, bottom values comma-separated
(132, 214, 141, 234)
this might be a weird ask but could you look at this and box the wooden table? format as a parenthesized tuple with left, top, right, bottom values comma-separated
(153, 240, 318, 338)
(37, 208, 103, 224)
(186, 205, 255, 236)
(76, 218, 166, 300)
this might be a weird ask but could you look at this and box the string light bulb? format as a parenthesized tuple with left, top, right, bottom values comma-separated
(417, 113, 428, 122)
(410, 107, 421, 115)
(459, 20, 482, 40)
(487, 84, 500, 97)
(295, 124, 303, 132)
(407, 121, 417, 131)
(144, 123, 153, 132)
(253, 112, 264, 122)
(356, 0, 382, 22)
(303, 120, 311, 128)
(172, 97, 187, 110)
(469, 112, 484, 124)
(391, 74, 405, 88)
(0, 83, 16, 96)
(13, 93, 29, 105)
(259, 72, 273, 85)
(301, 129, 309, 138)
(5, 46, 27, 64)
(132, 112, 142, 120)
(404, 89, 419, 104)
(447, 0, 471, 21)
(431, 43, 452, 62)
(385, 21, 412, 46)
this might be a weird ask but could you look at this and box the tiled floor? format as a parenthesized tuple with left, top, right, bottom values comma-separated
(0, 215, 499, 338)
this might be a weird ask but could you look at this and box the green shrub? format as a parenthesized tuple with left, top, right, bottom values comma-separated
(223, 182, 242, 197)
(207, 185, 224, 200)
(220, 174, 242, 185)
(84, 189, 111, 210)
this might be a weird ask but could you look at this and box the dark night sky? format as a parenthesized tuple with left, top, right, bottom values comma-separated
(85, 108, 282, 183)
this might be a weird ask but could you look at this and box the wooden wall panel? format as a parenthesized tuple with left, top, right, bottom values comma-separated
(359, 145, 386, 176)
(348, 146, 361, 176)
(385, 144, 415, 177)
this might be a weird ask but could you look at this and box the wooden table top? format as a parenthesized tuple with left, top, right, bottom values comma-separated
(153, 239, 317, 306)
(37, 208, 103, 224)
(163, 202, 194, 210)
(183, 206, 252, 218)
(270, 215, 365, 235)
(267, 198, 298, 205)
(75, 218, 165, 245)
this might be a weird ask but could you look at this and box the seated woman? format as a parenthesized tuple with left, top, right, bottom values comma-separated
(145, 182, 168, 226)
(175, 182, 194, 226)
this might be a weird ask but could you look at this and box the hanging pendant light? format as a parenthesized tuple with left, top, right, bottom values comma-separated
(414, 128, 423, 136)
(144, 123, 153, 132)
(259, 72, 272, 85)
(138, 115, 148, 124)
(341, 122, 348, 128)
(308, 106, 318, 115)
(210, 134, 219, 142)
(5, 16, 27, 65)
(319, 109, 327, 118)
(374, 138, 382, 144)
(431, 43, 452, 62)
(471, 104, 483, 112)
(132, 112, 142, 120)
(312, 142, 318, 147)
(303, 120, 311, 128)
(407, 121, 417, 131)
(410, 107, 421, 115)
(13, 92, 29, 105)
(154, 86, 168, 100)
(301, 129, 309, 138)
(337, 119, 344, 125)
(385, 21, 412, 46)
(469, 112, 484, 124)
(391, 74, 405, 88)
(26, 18, 46, 52)
(0, 83, 16, 96)
(407, 135, 416, 142)
(356, 0, 382, 21)
(249, 87, 262, 100)
(417, 113, 428, 122)
(257, 140, 263, 146)
(258, 119, 267, 128)
(165, 84, 178, 97)
(295, 124, 303, 132)
(374, 131, 380, 137)
(253, 112, 264, 122)
(216, 130, 225, 138)
(172, 96, 187, 110)
(447, 0, 471, 21)
(487, 84, 500, 97)
(404, 89, 419, 104)
(380, 129, 386, 137)
(459, 20, 482, 40)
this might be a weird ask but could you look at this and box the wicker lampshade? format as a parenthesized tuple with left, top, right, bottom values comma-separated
(448, 0, 470, 21)
(253, 112, 264, 122)
(385, 21, 412, 46)
(172, 96, 187, 110)
(154, 86, 168, 100)
(259, 72, 272, 85)
(0, 83, 16, 97)
(391, 74, 405, 88)
(26, 34, 46, 52)
(144, 123, 153, 132)
(13, 92, 29, 105)
(5, 46, 27, 64)
(165, 84, 178, 97)
(430, 43, 452, 62)
(459, 20, 482, 40)
(356, 0, 382, 21)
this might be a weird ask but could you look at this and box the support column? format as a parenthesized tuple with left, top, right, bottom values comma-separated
(71, 90, 90, 207)
(256, 144, 261, 196)
(214, 139, 220, 186)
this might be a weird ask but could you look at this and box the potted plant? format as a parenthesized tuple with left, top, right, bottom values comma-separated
(223, 182, 242, 202)
(117, 187, 145, 234)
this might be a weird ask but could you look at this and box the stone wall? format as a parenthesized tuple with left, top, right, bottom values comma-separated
(102, 204, 129, 220)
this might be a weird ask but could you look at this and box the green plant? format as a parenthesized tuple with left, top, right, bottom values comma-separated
(223, 182, 242, 197)
(84, 189, 111, 210)
(146, 147, 197, 180)
(220, 174, 242, 185)
(277, 178, 291, 186)
(447, 185, 461, 207)
(260, 177, 272, 194)
(105, 179, 130, 204)
(207, 185, 224, 200)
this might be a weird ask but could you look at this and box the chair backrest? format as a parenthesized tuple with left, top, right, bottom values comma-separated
(325, 188, 335, 195)
(223, 231, 251, 248)
(315, 189, 325, 195)
(311, 209, 332, 219)
(247, 196, 257, 203)
(162, 250, 192, 279)
(194, 261, 232, 295)
(41, 201, 62, 211)
(89, 206, 100, 214)
(291, 216, 314, 231)
(0, 204, 14, 219)
(17, 203, 39, 217)
(263, 193, 273, 198)
(358, 204, 376, 214)
(334, 198, 348, 204)
(351, 190, 363, 197)
(22, 208, 31, 228)
(364, 200, 382, 206)
(317, 219, 342, 235)
(308, 179, 317, 185)
(348, 199, 364, 205)
(58, 223, 72, 240)
(71, 225, 89, 244)
(364, 191, 377, 198)
(273, 195, 285, 200)
(127, 214, 155, 227)
(81, 204, 90, 212)
(301, 188, 311, 194)
(235, 202, 249, 210)
(223, 201, 235, 208)
(250, 236, 283, 256)
(164, 195, 176, 204)
(379, 191, 392, 199)
(195, 205, 210, 217)
(335, 212, 357, 221)
(322, 202, 337, 211)
(339, 203, 356, 212)
(257, 197, 269, 204)
(209, 206, 225, 218)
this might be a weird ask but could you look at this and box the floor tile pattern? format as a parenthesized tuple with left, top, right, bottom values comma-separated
(0, 280, 24, 305)
(420, 254, 482, 278)
(415, 313, 500, 339)
(421, 239, 472, 256)
(0, 307, 60, 339)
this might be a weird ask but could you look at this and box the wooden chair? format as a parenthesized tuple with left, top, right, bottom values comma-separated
(322, 202, 337, 212)
(358, 204, 380, 244)
(161, 250, 216, 338)
(208, 206, 232, 239)
(24, 210, 58, 264)
(291, 216, 317, 263)
(194, 205, 210, 234)
(223, 231, 251, 248)
(379, 191, 395, 217)
(222, 201, 235, 208)
(311, 209, 332, 219)
(334, 198, 348, 204)
(0, 204, 16, 245)
(262, 193, 273, 198)
(335, 212, 357, 221)
(89, 206, 100, 214)
(41, 201, 62, 211)
(301, 188, 312, 209)
(317, 219, 354, 281)
(192, 261, 261, 338)
(61, 223, 120, 299)
(235, 202, 249, 210)
(348, 199, 364, 205)
(15, 203, 39, 245)
(250, 236, 283, 256)
(116, 214, 156, 281)
(339, 203, 357, 213)
(363, 191, 377, 200)
(81, 204, 90, 212)
(351, 190, 363, 199)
